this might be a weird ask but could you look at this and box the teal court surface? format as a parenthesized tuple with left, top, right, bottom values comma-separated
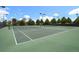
(13, 26, 65, 44)
(0, 26, 79, 52)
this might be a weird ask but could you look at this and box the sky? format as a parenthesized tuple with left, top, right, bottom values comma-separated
(0, 6, 79, 21)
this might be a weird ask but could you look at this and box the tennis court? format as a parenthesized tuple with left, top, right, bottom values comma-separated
(0, 26, 79, 52)
(13, 26, 66, 44)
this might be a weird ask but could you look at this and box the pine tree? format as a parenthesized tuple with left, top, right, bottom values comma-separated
(40, 19, 44, 25)
(44, 19, 50, 25)
(66, 17, 72, 24)
(73, 16, 79, 24)
(50, 18, 56, 24)
(27, 18, 35, 25)
(61, 17, 67, 24)
(57, 18, 61, 24)
(36, 19, 40, 25)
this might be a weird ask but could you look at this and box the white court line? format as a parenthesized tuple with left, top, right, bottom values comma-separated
(17, 29, 33, 41)
(12, 28, 17, 45)
(16, 28, 78, 45)
(34, 28, 78, 40)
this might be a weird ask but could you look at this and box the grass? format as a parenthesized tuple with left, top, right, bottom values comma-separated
(0, 26, 79, 52)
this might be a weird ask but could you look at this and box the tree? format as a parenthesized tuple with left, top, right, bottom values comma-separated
(57, 18, 61, 24)
(61, 17, 67, 24)
(73, 16, 79, 24)
(19, 20, 26, 26)
(36, 19, 40, 25)
(3, 20, 7, 26)
(40, 19, 44, 25)
(31, 20, 35, 25)
(66, 17, 72, 24)
(27, 18, 35, 25)
(17, 21, 20, 26)
(50, 18, 56, 24)
(12, 18, 17, 26)
(44, 19, 50, 25)
(22, 18, 27, 21)
(7, 21, 11, 29)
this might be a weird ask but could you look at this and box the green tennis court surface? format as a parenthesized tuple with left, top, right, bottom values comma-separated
(13, 26, 65, 44)
(0, 26, 79, 52)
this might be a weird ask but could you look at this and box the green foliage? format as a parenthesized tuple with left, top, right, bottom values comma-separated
(27, 18, 35, 25)
(3, 20, 7, 26)
(44, 19, 50, 25)
(40, 19, 44, 25)
(17, 21, 20, 26)
(36, 19, 40, 25)
(7, 21, 11, 26)
(73, 17, 79, 24)
(22, 18, 27, 20)
(36, 19, 44, 25)
(66, 17, 72, 24)
(7, 21, 11, 30)
(61, 17, 67, 24)
(50, 18, 56, 24)
(19, 20, 26, 26)
(7, 16, 79, 26)
(57, 18, 61, 24)
(12, 18, 17, 26)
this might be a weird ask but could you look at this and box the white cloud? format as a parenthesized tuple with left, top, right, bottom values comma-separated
(53, 13, 59, 17)
(10, 17, 16, 19)
(2, 16, 7, 19)
(18, 15, 31, 22)
(19, 17, 29, 22)
(0, 8, 9, 21)
(69, 8, 79, 15)
(0, 15, 8, 22)
(24, 15, 31, 19)
(19, 18, 22, 20)
(39, 16, 53, 21)
(0, 9, 9, 15)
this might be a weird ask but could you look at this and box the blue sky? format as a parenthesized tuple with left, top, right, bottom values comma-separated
(4, 6, 79, 21)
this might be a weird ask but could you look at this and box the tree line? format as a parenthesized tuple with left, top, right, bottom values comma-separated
(2, 16, 79, 26)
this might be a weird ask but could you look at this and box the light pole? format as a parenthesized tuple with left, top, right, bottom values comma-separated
(40, 13, 46, 26)
(40, 13, 46, 20)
